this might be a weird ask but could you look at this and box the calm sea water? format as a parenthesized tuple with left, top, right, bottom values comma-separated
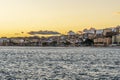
(0, 47, 120, 80)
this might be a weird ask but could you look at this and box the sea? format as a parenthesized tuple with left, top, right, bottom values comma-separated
(0, 47, 120, 80)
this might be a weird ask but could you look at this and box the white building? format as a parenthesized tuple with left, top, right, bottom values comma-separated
(83, 28, 96, 34)
(11, 38, 24, 44)
(67, 31, 76, 36)
(96, 29, 103, 35)
(0, 38, 9, 46)
(112, 34, 120, 45)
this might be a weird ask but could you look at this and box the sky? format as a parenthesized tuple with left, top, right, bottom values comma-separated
(0, 0, 120, 37)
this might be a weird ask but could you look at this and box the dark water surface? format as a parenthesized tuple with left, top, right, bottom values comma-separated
(0, 47, 120, 80)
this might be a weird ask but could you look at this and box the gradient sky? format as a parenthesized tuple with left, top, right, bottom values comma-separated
(0, 0, 120, 37)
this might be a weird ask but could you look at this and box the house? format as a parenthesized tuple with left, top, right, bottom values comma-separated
(83, 28, 95, 34)
(83, 28, 96, 39)
(94, 28, 112, 46)
(103, 28, 112, 37)
(94, 37, 112, 46)
(88, 33, 95, 39)
(116, 25, 120, 34)
(94, 38, 104, 46)
(10, 38, 24, 46)
(103, 37, 112, 46)
(0, 38, 10, 46)
(112, 34, 120, 45)
(95, 29, 103, 38)
(67, 31, 76, 36)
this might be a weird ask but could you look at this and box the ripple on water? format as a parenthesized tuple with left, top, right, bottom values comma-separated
(0, 47, 120, 80)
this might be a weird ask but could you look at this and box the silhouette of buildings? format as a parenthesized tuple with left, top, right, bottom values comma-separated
(0, 25, 120, 47)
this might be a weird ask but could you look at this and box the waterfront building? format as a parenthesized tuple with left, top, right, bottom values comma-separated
(0, 38, 10, 46)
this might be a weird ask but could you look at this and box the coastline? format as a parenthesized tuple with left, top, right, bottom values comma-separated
(0, 45, 120, 48)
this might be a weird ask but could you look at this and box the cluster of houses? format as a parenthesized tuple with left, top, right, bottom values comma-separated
(0, 25, 120, 47)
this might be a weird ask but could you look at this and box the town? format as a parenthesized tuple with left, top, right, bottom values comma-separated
(0, 25, 120, 47)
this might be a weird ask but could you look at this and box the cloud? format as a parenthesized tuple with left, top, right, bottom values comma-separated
(14, 33, 20, 35)
(28, 30, 61, 35)
(116, 12, 120, 14)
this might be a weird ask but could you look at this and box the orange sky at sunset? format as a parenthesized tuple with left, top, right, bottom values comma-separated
(0, 0, 120, 37)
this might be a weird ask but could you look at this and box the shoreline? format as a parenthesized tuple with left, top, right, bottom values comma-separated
(0, 45, 120, 48)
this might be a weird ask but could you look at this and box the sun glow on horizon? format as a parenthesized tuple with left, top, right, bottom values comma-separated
(0, 0, 120, 37)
